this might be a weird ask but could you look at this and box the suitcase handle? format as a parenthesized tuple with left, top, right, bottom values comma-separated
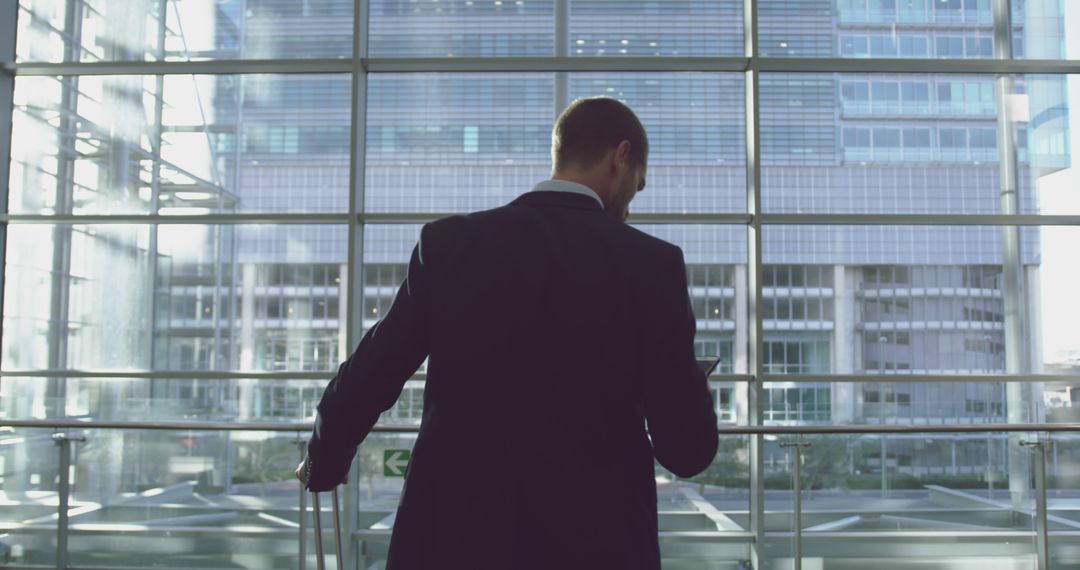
(310, 487, 344, 570)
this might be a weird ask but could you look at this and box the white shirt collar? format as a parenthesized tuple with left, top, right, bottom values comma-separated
(529, 179, 604, 208)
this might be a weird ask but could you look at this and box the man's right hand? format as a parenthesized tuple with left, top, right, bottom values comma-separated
(295, 458, 347, 489)
(295, 460, 307, 485)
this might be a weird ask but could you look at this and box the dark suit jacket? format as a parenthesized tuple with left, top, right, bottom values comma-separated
(306, 190, 719, 569)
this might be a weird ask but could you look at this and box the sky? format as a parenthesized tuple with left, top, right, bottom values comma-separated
(1036, 0, 1080, 369)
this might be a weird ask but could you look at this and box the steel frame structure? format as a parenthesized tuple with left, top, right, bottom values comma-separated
(2, 0, 1079, 568)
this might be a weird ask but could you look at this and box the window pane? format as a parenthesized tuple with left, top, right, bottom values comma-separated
(763, 380, 1041, 426)
(762, 225, 1078, 376)
(9, 74, 351, 215)
(1015, 75, 1079, 214)
(0, 376, 331, 423)
(365, 73, 552, 213)
(368, 0, 554, 57)
(759, 383, 833, 422)
(2, 224, 348, 372)
(1012, 0, 1075, 59)
(761, 0, 998, 58)
(3, 224, 153, 370)
(642, 226, 748, 374)
(761, 73, 1019, 214)
(570, 74, 746, 213)
(365, 73, 746, 214)
(15, 0, 352, 62)
(361, 225, 421, 336)
(568, 0, 742, 57)
(1038, 226, 1080, 376)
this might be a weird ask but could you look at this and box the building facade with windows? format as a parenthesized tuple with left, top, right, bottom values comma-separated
(2, 0, 1077, 568)
(5, 0, 1068, 479)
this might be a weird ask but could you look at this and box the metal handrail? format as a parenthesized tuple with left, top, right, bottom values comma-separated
(2, 418, 1078, 434)
(4, 370, 1078, 384)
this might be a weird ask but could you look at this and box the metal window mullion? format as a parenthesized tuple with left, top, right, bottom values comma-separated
(1, 213, 353, 224)
(342, 0, 371, 567)
(554, 0, 568, 115)
(6, 59, 356, 76)
(144, 0, 169, 376)
(47, 0, 84, 420)
(10, 57, 1080, 76)
(991, 0, 1035, 531)
(744, 0, 765, 566)
(0, 0, 16, 377)
(753, 57, 1080, 74)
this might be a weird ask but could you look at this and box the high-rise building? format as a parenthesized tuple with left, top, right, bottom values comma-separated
(2, 0, 1076, 568)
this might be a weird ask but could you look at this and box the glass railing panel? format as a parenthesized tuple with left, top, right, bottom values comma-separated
(354, 432, 414, 569)
(0, 427, 58, 567)
(1046, 432, 1080, 569)
(62, 428, 309, 570)
(764, 431, 1041, 569)
(354, 432, 753, 569)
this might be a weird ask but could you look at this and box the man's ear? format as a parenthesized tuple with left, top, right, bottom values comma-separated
(611, 140, 632, 173)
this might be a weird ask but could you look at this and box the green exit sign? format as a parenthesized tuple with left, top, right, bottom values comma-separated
(383, 449, 410, 477)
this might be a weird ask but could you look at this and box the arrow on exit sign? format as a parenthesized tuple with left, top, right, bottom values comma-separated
(384, 449, 410, 477)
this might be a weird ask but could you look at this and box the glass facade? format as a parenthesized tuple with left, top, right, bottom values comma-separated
(2, 0, 1080, 569)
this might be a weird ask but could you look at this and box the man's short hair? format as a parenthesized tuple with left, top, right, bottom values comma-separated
(552, 97, 648, 171)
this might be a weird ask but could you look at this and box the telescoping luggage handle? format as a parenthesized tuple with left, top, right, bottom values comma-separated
(310, 486, 344, 570)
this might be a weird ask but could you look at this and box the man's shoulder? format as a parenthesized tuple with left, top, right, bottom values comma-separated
(425, 202, 682, 263)
(422, 207, 501, 237)
(617, 223, 682, 257)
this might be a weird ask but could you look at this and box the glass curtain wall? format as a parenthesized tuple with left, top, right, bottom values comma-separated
(2, 0, 1079, 569)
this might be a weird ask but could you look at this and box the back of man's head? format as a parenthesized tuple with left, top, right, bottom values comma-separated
(552, 97, 648, 172)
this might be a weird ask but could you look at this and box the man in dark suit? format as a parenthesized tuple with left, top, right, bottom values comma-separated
(298, 97, 718, 569)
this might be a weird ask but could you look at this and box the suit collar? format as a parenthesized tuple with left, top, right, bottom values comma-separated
(530, 179, 605, 206)
(511, 190, 605, 213)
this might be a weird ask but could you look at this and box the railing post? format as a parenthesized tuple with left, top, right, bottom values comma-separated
(1020, 439, 1050, 569)
(312, 492, 325, 570)
(881, 435, 888, 499)
(52, 432, 86, 570)
(331, 488, 343, 567)
(296, 436, 308, 570)
(780, 441, 811, 570)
